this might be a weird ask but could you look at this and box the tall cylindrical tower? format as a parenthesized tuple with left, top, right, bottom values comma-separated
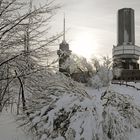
(117, 8, 135, 46)
(112, 8, 140, 81)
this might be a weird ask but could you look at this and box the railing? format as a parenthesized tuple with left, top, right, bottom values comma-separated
(111, 81, 140, 90)
(113, 45, 140, 56)
(113, 69, 140, 81)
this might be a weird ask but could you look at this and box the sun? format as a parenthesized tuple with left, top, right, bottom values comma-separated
(70, 31, 99, 59)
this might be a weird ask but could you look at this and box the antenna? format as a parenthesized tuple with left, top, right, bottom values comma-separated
(63, 13, 65, 41)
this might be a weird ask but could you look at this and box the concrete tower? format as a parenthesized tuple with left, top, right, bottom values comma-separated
(113, 8, 140, 80)
(117, 8, 135, 46)
(57, 16, 71, 75)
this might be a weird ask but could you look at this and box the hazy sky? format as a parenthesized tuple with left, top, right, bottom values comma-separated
(35, 0, 140, 59)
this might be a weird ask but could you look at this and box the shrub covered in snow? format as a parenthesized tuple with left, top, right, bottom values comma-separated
(87, 68, 112, 88)
(89, 56, 113, 88)
(19, 70, 140, 140)
(20, 72, 102, 140)
(101, 88, 140, 140)
(28, 94, 102, 140)
(87, 75, 103, 89)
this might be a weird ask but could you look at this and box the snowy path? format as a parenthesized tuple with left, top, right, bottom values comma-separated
(0, 112, 33, 140)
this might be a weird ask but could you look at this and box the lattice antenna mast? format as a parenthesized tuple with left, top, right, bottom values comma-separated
(63, 14, 65, 42)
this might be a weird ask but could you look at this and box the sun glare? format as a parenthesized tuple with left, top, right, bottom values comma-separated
(70, 31, 99, 59)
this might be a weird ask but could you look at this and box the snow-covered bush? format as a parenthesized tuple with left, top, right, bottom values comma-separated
(19, 72, 140, 140)
(87, 67, 112, 88)
(19, 71, 104, 140)
(113, 67, 122, 79)
(24, 71, 89, 112)
(89, 56, 113, 88)
(101, 88, 140, 140)
(87, 75, 103, 89)
(28, 94, 102, 140)
(97, 66, 112, 86)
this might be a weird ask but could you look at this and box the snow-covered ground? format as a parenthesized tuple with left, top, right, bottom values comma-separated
(111, 83, 140, 106)
(0, 111, 33, 140)
(1, 82, 140, 140)
(22, 81, 140, 140)
(86, 83, 140, 140)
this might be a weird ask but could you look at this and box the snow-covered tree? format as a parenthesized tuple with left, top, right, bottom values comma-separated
(89, 56, 112, 87)
(0, 0, 60, 112)
(69, 54, 93, 74)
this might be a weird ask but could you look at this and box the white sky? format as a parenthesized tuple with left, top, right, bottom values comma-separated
(34, 0, 140, 59)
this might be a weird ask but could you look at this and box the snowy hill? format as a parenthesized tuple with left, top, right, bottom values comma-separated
(20, 81, 140, 140)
